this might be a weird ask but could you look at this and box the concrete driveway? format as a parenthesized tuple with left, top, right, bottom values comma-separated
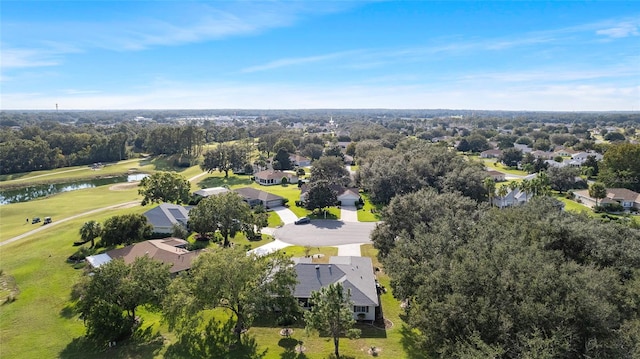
(340, 205, 359, 222)
(337, 243, 362, 256)
(248, 239, 291, 256)
(275, 220, 376, 246)
(271, 206, 299, 225)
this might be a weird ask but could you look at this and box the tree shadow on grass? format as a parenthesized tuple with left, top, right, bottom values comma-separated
(197, 175, 253, 189)
(59, 304, 76, 319)
(164, 317, 267, 359)
(139, 157, 190, 173)
(59, 324, 164, 359)
(278, 338, 308, 359)
(399, 324, 429, 359)
(355, 322, 387, 339)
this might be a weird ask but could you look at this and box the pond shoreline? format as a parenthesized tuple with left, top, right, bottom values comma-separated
(0, 171, 143, 190)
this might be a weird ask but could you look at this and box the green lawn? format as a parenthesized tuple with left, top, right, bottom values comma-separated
(464, 154, 528, 176)
(278, 245, 338, 264)
(0, 185, 142, 242)
(0, 156, 206, 189)
(267, 212, 283, 227)
(482, 158, 528, 176)
(1, 205, 411, 358)
(0, 204, 151, 359)
(357, 193, 381, 222)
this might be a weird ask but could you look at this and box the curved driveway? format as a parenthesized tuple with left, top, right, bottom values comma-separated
(275, 220, 377, 246)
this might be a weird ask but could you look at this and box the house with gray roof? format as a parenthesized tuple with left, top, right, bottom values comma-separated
(143, 203, 191, 234)
(233, 187, 285, 208)
(292, 256, 379, 321)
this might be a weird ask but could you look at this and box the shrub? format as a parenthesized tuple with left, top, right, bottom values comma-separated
(603, 202, 624, 213)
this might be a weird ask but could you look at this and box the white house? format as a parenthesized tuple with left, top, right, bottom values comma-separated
(292, 256, 380, 321)
(193, 187, 230, 198)
(300, 184, 361, 206)
(254, 170, 298, 186)
(571, 151, 603, 165)
(492, 188, 531, 208)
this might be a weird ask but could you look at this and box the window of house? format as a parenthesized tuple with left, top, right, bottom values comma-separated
(353, 306, 369, 313)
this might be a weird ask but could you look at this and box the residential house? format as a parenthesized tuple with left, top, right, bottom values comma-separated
(486, 170, 506, 182)
(193, 187, 230, 198)
(300, 183, 361, 206)
(292, 256, 379, 321)
(513, 143, 533, 153)
(571, 151, 603, 165)
(143, 203, 191, 234)
(573, 188, 640, 210)
(233, 187, 285, 208)
(290, 154, 311, 167)
(480, 149, 503, 158)
(492, 188, 531, 208)
(85, 238, 200, 274)
(254, 170, 298, 186)
(544, 159, 567, 168)
(553, 148, 577, 157)
(531, 150, 554, 160)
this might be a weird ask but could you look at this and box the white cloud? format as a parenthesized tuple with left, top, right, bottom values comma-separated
(3, 80, 638, 111)
(0, 48, 61, 69)
(241, 50, 362, 73)
(596, 22, 639, 38)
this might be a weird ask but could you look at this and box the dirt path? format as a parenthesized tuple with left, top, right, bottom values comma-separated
(0, 170, 210, 247)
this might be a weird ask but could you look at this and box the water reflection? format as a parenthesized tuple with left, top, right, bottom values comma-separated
(0, 174, 148, 205)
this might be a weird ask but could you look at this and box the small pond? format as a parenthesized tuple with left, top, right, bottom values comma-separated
(0, 174, 148, 205)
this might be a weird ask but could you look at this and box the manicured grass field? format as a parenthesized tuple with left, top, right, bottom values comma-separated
(0, 185, 142, 242)
(357, 193, 381, 222)
(0, 157, 205, 188)
(267, 212, 283, 227)
(482, 158, 528, 176)
(279, 245, 338, 264)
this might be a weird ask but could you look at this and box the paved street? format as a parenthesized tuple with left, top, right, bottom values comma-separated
(275, 220, 376, 246)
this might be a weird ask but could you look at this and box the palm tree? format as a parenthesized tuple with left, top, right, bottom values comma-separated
(483, 177, 496, 207)
(519, 179, 532, 202)
(497, 185, 508, 208)
(79, 220, 102, 248)
(535, 171, 551, 196)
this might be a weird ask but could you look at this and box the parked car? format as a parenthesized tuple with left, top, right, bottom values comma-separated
(31, 217, 41, 224)
(294, 217, 310, 225)
(43, 217, 52, 225)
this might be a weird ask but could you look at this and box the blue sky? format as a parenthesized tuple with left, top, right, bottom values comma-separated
(1, 1, 639, 111)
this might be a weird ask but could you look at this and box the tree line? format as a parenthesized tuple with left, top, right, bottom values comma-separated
(373, 190, 640, 357)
